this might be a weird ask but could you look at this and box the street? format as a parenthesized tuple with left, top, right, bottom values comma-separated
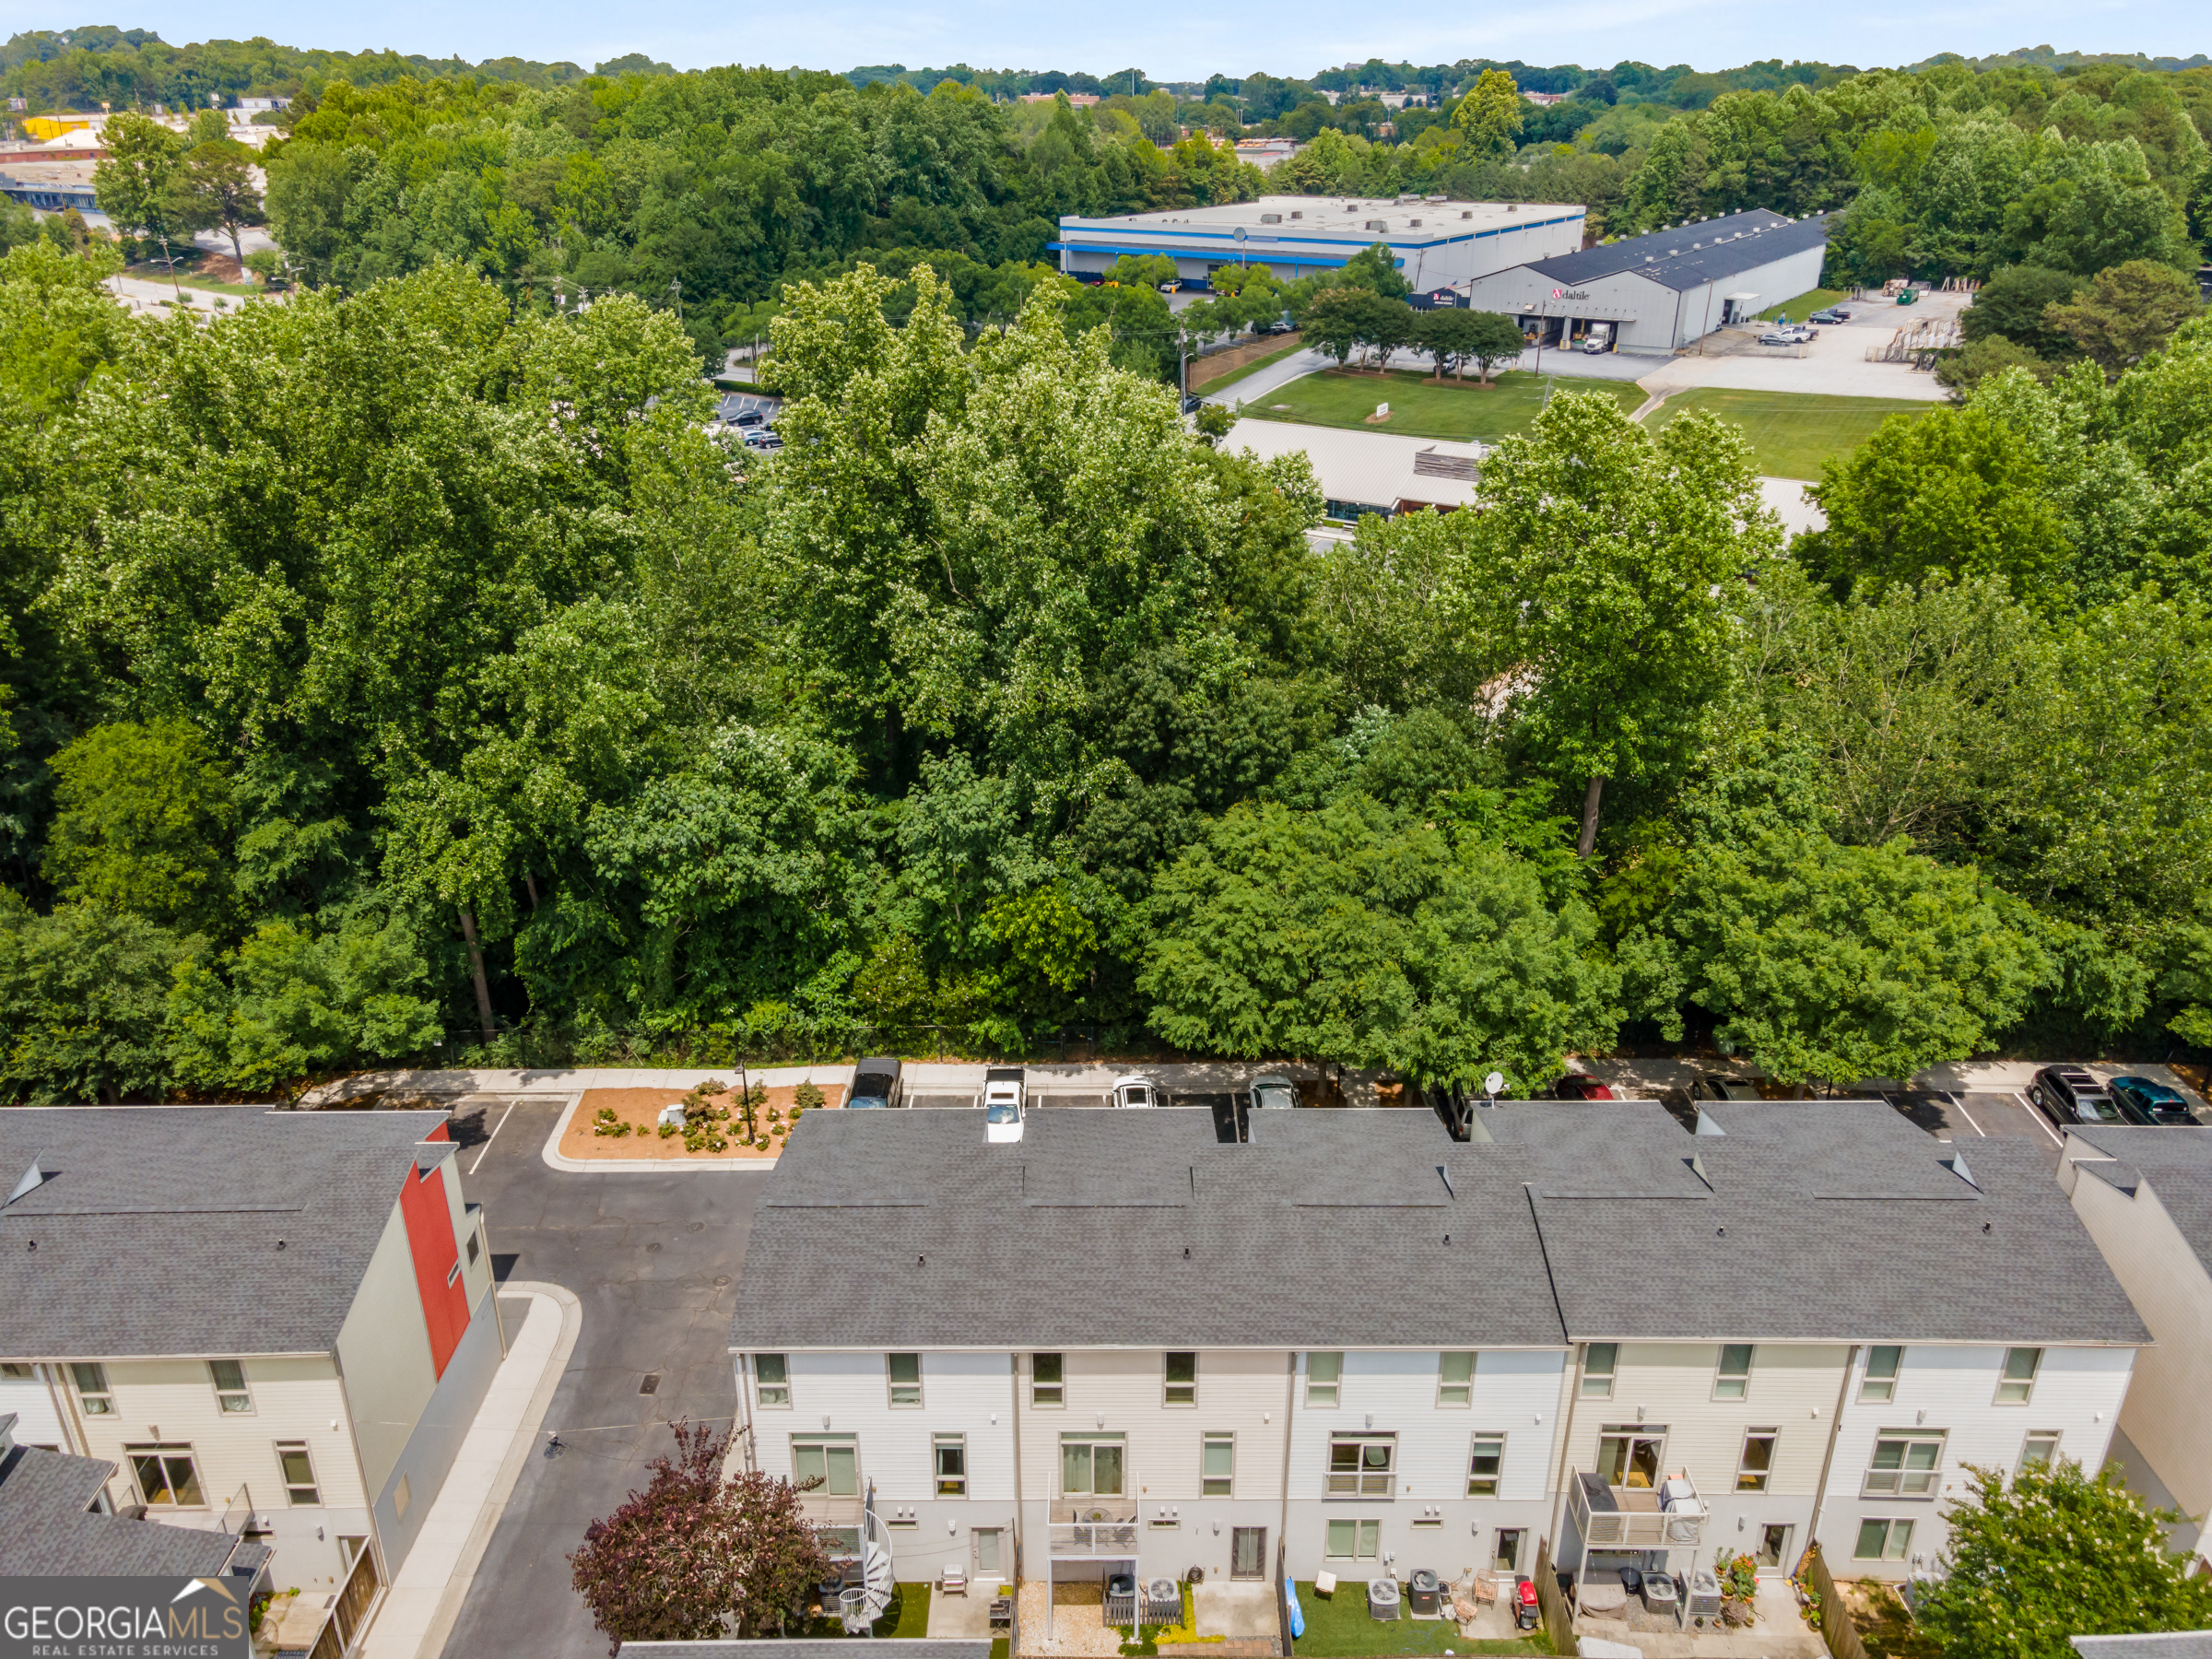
(436, 1095, 769, 1659)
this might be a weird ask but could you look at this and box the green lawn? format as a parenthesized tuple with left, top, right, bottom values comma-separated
(1244, 367, 1643, 442)
(1194, 337, 1308, 395)
(1289, 1583, 1550, 1658)
(1758, 287, 1849, 322)
(795, 1581, 930, 1639)
(1647, 387, 1934, 480)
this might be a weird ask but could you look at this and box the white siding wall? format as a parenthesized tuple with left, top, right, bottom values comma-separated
(334, 1199, 438, 1502)
(0, 1365, 69, 1447)
(1818, 1343, 2135, 1580)
(2063, 1150, 2212, 1563)
(1285, 1347, 1568, 1580)
(61, 1354, 370, 1590)
(746, 1349, 1018, 1584)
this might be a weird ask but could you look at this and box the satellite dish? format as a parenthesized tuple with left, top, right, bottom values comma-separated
(1233, 226, 1247, 241)
(1484, 1072, 1505, 1097)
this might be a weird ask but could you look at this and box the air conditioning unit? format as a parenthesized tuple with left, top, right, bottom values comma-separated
(1260, 213, 1282, 224)
(1364, 219, 1389, 231)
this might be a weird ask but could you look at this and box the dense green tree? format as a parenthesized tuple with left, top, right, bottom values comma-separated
(91, 111, 183, 287)
(1914, 1460, 2212, 1659)
(1452, 69, 1524, 163)
(0, 896, 187, 1102)
(2043, 258, 2205, 375)
(1139, 795, 1617, 1090)
(169, 137, 265, 266)
(1960, 264, 2085, 358)
(41, 721, 236, 933)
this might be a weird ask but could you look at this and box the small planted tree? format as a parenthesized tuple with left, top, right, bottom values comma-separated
(1913, 1459, 2212, 1659)
(1465, 312, 1529, 384)
(571, 1422, 831, 1653)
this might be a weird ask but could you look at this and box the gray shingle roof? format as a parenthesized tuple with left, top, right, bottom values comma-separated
(1523, 208, 1832, 293)
(0, 1107, 452, 1358)
(730, 1109, 1565, 1351)
(2073, 1637, 2212, 1659)
(731, 1100, 2144, 1352)
(0, 1441, 251, 1576)
(2069, 1125, 2212, 1266)
(1516, 1100, 2146, 1344)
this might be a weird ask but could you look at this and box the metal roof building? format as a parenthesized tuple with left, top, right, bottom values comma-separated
(1053, 194, 1585, 292)
(1456, 207, 1835, 356)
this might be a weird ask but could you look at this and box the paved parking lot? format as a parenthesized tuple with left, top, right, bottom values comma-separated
(438, 1096, 767, 1659)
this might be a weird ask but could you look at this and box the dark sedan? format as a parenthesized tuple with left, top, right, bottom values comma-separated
(2111, 1075, 2201, 1125)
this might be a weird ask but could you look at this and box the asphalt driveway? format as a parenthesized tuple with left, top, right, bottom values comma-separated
(437, 1096, 768, 1659)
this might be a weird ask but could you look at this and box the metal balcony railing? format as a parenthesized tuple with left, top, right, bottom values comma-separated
(1048, 1500, 1140, 1558)
(1567, 1471, 1705, 1548)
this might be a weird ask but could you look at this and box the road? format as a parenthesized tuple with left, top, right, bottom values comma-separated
(436, 1095, 769, 1659)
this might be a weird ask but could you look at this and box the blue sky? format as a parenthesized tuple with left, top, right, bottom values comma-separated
(5, 0, 2204, 81)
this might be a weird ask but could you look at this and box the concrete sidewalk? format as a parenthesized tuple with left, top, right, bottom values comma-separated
(361, 1283, 582, 1659)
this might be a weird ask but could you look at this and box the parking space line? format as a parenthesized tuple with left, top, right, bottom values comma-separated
(1950, 1096, 1986, 1136)
(2016, 1091, 2065, 1147)
(471, 1099, 520, 1175)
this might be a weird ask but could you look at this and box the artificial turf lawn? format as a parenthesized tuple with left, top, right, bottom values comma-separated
(1242, 367, 1644, 442)
(1288, 1583, 1550, 1657)
(1647, 387, 1936, 480)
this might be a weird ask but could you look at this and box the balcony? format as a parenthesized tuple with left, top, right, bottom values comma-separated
(1568, 1471, 1706, 1549)
(1048, 1499, 1140, 1559)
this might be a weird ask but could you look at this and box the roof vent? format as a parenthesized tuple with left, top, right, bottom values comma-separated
(1290, 210, 1302, 218)
(1260, 212, 1282, 224)
(6, 1159, 45, 1206)
(1364, 219, 1389, 231)
(1462, 210, 1473, 219)
(1693, 1109, 1727, 1137)
(1409, 218, 1423, 228)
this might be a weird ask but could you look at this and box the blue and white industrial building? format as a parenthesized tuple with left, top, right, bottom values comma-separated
(1053, 195, 1585, 292)
(1454, 207, 1834, 356)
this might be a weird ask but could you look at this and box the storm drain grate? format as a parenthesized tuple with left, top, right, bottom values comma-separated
(640, 1372, 662, 1395)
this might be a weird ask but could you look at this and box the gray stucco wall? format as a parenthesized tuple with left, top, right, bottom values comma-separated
(368, 1288, 505, 1574)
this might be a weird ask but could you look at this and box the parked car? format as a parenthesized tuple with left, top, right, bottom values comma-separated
(2030, 1066, 2133, 1127)
(1757, 331, 1799, 347)
(2111, 1075, 2201, 1125)
(1111, 1075, 1164, 1109)
(742, 429, 783, 452)
(1258, 316, 1296, 335)
(849, 1056, 904, 1109)
(1689, 1074, 1762, 1102)
(1808, 308, 1849, 324)
(1554, 1075, 1617, 1100)
(984, 1065, 1025, 1142)
(732, 409, 768, 429)
(1180, 394, 1205, 414)
(1248, 1074, 1298, 1112)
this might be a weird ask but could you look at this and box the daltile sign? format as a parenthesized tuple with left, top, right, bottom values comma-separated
(1, 1576, 251, 1659)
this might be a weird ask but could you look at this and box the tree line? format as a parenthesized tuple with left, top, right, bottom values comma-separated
(5, 223, 2212, 1100)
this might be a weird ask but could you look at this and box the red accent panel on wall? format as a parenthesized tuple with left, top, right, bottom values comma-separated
(397, 1159, 469, 1379)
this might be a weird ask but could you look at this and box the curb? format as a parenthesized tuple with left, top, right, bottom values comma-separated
(539, 1093, 782, 1173)
(373, 1281, 581, 1659)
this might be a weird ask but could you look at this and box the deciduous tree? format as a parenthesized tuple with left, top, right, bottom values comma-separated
(2043, 258, 2204, 377)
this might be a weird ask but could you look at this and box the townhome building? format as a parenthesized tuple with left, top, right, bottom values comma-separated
(729, 1094, 2144, 1614)
(2057, 1125, 2212, 1569)
(1515, 1101, 2144, 1587)
(0, 1107, 502, 1641)
(729, 1109, 1574, 1619)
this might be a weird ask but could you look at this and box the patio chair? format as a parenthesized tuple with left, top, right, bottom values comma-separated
(940, 1562, 968, 1596)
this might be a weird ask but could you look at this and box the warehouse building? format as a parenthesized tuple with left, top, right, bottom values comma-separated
(1053, 194, 1584, 292)
(1455, 207, 1832, 356)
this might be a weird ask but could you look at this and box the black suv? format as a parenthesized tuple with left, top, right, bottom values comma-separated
(2030, 1067, 2136, 1127)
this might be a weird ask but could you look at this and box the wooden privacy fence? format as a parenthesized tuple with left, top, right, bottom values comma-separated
(1801, 1542, 1866, 1659)
(1533, 1535, 1575, 1656)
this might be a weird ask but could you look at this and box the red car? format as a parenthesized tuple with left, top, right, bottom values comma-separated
(1554, 1075, 1616, 1100)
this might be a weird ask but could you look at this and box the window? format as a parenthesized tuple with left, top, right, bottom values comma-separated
(445, 1259, 462, 1288)
(1996, 1347, 2041, 1406)
(127, 1444, 206, 1508)
(1164, 1352, 1197, 1406)
(1854, 1518, 1913, 1561)
(1438, 1351, 1475, 1407)
(1203, 1433, 1234, 1496)
(465, 1229, 482, 1266)
(1326, 1436, 1395, 1497)
(2018, 1431, 2062, 1477)
(1061, 1435, 1125, 1497)
(1492, 1528, 1524, 1573)
(935, 1434, 967, 1498)
(1864, 1432, 1946, 1497)
(1736, 1430, 1777, 1493)
(1033, 1353, 1065, 1406)
(1861, 1346, 1901, 1404)
(276, 1441, 320, 1506)
(1597, 1426, 1666, 1489)
(71, 1362, 112, 1416)
(793, 1436, 858, 1496)
(1, 1362, 32, 1380)
(209, 1359, 253, 1414)
(888, 1353, 922, 1407)
(1581, 1344, 1618, 1399)
(1306, 1352, 1342, 1407)
(1324, 1518, 1382, 1559)
(1466, 1434, 1505, 1497)
(1714, 1344, 1754, 1401)
(755, 1354, 790, 1409)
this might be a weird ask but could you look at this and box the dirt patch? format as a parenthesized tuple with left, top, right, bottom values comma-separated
(559, 1082, 845, 1161)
